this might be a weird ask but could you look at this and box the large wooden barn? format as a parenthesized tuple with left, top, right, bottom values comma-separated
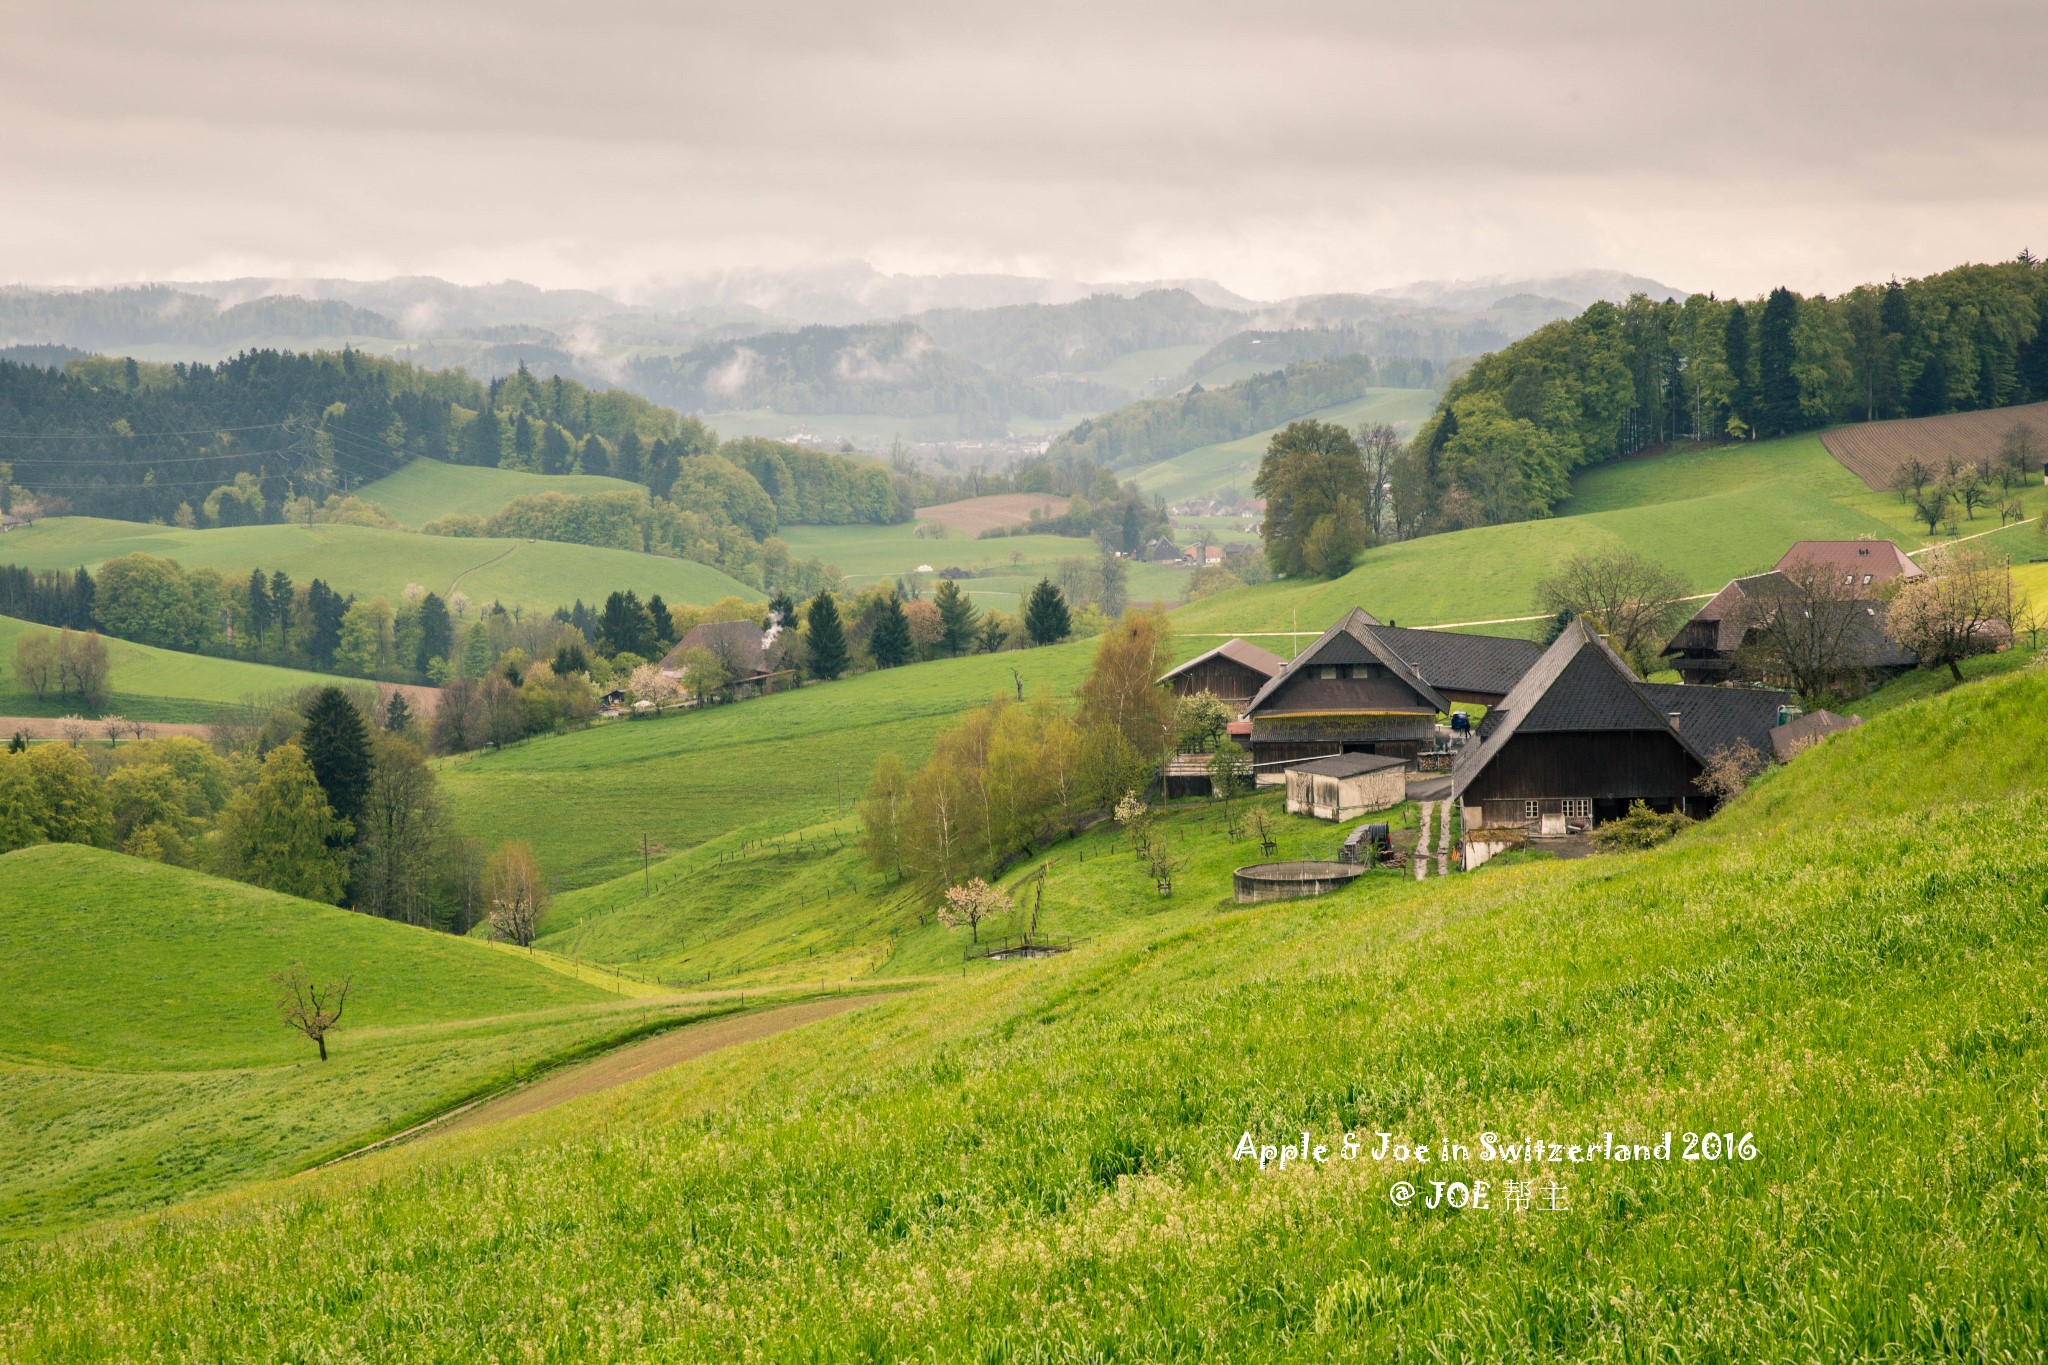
(1235, 608, 1545, 775)
(1454, 621, 1787, 845)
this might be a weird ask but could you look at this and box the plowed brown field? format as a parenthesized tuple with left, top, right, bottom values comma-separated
(915, 493, 1068, 535)
(1821, 401, 2048, 490)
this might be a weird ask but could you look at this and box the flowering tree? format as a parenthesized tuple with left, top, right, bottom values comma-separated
(938, 877, 1011, 943)
(626, 663, 685, 713)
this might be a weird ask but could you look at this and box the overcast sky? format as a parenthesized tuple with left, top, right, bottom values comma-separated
(3, 0, 2043, 300)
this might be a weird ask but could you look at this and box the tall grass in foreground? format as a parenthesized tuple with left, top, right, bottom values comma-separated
(6, 770, 2047, 1358)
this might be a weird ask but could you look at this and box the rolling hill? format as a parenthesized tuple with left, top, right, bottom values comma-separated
(355, 457, 650, 527)
(5, 666, 2046, 1355)
(0, 613, 375, 722)
(1123, 387, 1440, 504)
(0, 517, 762, 617)
(0, 845, 728, 1233)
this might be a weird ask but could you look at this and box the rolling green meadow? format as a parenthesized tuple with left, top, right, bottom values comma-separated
(6, 665, 2048, 1357)
(7, 418, 2048, 1357)
(355, 456, 649, 526)
(0, 846, 745, 1234)
(777, 521, 1188, 611)
(1124, 388, 1440, 504)
(0, 517, 760, 617)
(0, 612, 365, 721)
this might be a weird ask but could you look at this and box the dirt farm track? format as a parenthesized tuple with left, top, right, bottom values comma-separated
(1821, 400, 2048, 490)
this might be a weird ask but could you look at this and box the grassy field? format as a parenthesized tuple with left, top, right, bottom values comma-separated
(355, 457, 647, 526)
(0, 613, 369, 722)
(700, 409, 1099, 447)
(538, 787, 1426, 988)
(777, 522, 1188, 611)
(0, 517, 761, 616)
(6, 666, 2047, 1357)
(0, 845, 746, 1234)
(1077, 342, 1214, 396)
(437, 641, 1101, 889)
(1123, 388, 1440, 504)
(1173, 430, 2048, 640)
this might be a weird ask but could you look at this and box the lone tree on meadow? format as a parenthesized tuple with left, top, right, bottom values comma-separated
(1253, 419, 1368, 579)
(483, 840, 549, 947)
(273, 962, 352, 1062)
(1023, 579, 1071, 646)
(932, 577, 979, 657)
(1533, 550, 1690, 675)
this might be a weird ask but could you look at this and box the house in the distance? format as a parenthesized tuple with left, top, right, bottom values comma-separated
(1454, 621, 1787, 860)
(1775, 539, 1923, 591)
(659, 616, 788, 696)
(1664, 541, 1921, 689)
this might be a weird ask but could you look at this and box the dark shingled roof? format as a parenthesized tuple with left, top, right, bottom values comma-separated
(1160, 637, 1287, 685)
(1769, 708, 1863, 762)
(1245, 607, 1451, 716)
(1775, 539, 1922, 588)
(1455, 621, 1796, 800)
(1640, 683, 1788, 759)
(1368, 626, 1545, 700)
(1286, 752, 1408, 778)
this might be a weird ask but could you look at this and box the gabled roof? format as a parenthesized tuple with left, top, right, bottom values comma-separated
(1775, 539, 1922, 588)
(1452, 621, 1710, 801)
(1159, 638, 1287, 685)
(1665, 573, 1915, 668)
(1287, 752, 1408, 779)
(1369, 625, 1545, 699)
(1244, 607, 1451, 716)
(659, 618, 781, 676)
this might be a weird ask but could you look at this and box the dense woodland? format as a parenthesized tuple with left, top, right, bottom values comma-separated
(1395, 255, 2048, 533)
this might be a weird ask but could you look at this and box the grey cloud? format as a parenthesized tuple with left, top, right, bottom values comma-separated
(2, 0, 2043, 297)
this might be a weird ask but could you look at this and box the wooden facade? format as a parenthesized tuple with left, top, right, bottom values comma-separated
(1159, 641, 1285, 711)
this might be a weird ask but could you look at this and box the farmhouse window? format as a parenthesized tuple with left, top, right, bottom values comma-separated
(1523, 800, 1543, 821)
(1561, 798, 1592, 820)
(1316, 665, 1339, 679)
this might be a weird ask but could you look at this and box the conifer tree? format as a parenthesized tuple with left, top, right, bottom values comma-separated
(869, 593, 913, 669)
(1024, 579, 1071, 646)
(1756, 286, 1802, 437)
(805, 590, 849, 680)
(215, 743, 350, 904)
(299, 688, 372, 844)
(933, 578, 978, 656)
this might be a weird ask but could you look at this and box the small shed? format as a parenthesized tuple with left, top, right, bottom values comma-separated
(1284, 752, 1407, 822)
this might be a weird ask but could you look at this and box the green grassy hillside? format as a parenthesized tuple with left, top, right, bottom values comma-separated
(777, 522, 1186, 611)
(1124, 388, 1439, 504)
(355, 457, 648, 526)
(1177, 431, 2048, 639)
(0, 614, 367, 722)
(439, 641, 1099, 888)
(0, 846, 724, 1233)
(7, 668, 2046, 1357)
(538, 786, 1423, 987)
(0, 517, 760, 616)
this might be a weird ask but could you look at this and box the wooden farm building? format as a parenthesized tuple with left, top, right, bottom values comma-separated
(1237, 608, 1544, 776)
(1454, 621, 1788, 845)
(659, 618, 788, 694)
(1284, 752, 1407, 822)
(1158, 639, 1286, 711)
(1662, 571, 1916, 689)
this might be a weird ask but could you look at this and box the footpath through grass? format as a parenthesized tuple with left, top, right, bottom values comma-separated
(0, 846, 723, 1235)
(7, 666, 2048, 1358)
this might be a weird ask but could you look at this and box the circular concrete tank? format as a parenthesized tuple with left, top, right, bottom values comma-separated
(1232, 860, 1367, 904)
